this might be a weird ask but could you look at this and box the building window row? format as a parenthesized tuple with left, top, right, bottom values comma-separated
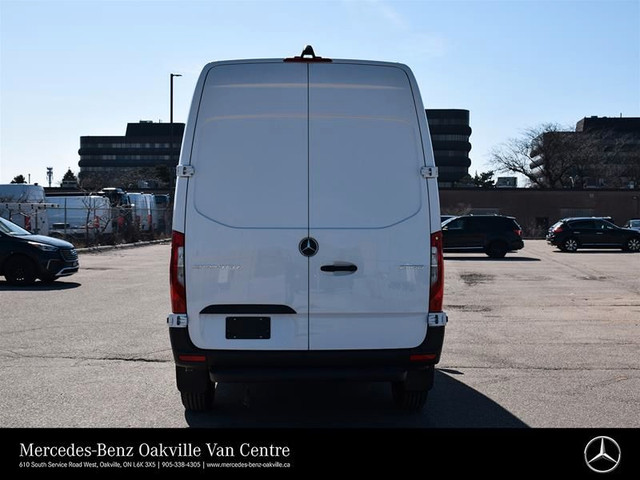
(84, 143, 173, 148)
(434, 150, 468, 157)
(80, 155, 173, 160)
(431, 134, 470, 141)
(428, 118, 469, 126)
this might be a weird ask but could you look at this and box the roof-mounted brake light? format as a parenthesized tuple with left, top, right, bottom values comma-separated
(284, 45, 332, 63)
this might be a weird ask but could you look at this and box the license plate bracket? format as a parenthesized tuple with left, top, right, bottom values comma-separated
(225, 316, 271, 339)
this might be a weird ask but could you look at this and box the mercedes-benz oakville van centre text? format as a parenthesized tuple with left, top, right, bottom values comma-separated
(168, 47, 447, 411)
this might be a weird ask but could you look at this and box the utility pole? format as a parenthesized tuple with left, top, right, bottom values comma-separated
(170, 73, 182, 192)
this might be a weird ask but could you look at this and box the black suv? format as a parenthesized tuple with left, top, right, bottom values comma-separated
(441, 215, 524, 258)
(546, 217, 640, 252)
(0, 216, 79, 285)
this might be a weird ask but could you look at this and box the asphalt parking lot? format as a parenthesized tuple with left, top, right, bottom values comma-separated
(0, 240, 638, 428)
(442, 240, 639, 428)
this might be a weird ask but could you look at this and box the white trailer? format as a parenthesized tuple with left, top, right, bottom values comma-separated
(0, 184, 50, 234)
(0, 202, 53, 234)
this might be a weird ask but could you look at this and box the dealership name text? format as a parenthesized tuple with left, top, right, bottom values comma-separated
(20, 443, 290, 459)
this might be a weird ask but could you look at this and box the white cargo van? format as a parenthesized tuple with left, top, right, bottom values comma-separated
(169, 47, 447, 411)
(128, 193, 151, 232)
(46, 195, 113, 238)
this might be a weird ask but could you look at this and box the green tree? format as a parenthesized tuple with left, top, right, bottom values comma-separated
(10, 174, 26, 184)
(473, 170, 495, 188)
(61, 168, 78, 186)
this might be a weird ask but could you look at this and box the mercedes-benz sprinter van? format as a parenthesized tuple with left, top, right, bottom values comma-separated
(168, 47, 447, 411)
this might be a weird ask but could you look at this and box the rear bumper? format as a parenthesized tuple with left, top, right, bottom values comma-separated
(169, 325, 446, 383)
(511, 239, 525, 250)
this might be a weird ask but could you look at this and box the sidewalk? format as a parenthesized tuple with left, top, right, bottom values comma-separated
(77, 238, 170, 254)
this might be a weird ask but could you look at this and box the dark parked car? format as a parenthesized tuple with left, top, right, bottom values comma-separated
(546, 217, 640, 252)
(441, 214, 524, 258)
(0, 216, 79, 285)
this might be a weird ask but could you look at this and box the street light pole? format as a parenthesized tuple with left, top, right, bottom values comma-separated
(170, 73, 181, 125)
(169, 73, 182, 192)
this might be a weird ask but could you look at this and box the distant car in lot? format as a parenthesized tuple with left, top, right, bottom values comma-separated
(623, 219, 640, 232)
(546, 217, 640, 252)
(0, 216, 79, 285)
(441, 214, 524, 258)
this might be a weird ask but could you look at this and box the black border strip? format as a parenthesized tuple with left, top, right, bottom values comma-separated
(200, 305, 296, 314)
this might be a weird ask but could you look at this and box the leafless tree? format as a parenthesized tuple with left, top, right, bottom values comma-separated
(490, 123, 638, 188)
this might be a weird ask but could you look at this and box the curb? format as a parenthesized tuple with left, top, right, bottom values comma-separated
(77, 238, 170, 254)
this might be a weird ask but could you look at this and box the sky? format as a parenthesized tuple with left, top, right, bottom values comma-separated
(1, 0, 638, 187)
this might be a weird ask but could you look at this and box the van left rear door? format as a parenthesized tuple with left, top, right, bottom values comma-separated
(184, 61, 310, 351)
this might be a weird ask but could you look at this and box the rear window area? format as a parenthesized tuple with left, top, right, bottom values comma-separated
(309, 63, 424, 229)
(189, 62, 425, 230)
(190, 62, 308, 228)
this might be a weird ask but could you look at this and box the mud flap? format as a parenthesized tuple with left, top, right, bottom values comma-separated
(175, 366, 210, 393)
(404, 366, 435, 391)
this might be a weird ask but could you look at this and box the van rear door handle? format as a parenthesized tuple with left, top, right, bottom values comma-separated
(320, 264, 357, 273)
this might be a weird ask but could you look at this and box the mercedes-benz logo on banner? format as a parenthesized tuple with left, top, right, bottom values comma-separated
(584, 436, 621, 474)
(299, 237, 319, 257)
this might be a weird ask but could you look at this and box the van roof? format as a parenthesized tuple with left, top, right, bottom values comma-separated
(201, 57, 410, 71)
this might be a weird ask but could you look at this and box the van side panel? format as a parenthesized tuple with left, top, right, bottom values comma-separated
(184, 62, 309, 350)
(308, 63, 430, 350)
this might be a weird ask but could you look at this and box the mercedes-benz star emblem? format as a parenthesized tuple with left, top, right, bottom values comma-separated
(299, 237, 319, 257)
(584, 436, 621, 474)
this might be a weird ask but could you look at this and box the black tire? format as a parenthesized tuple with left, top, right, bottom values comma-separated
(624, 237, 640, 252)
(486, 241, 508, 258)
(391, 382, 429, 411)
(181, 385, 215, 411)
(40, 274, 57, 284)
(4, 255, 38, 286)
(562, 237, 579, 252)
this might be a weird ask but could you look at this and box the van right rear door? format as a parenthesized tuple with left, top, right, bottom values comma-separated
(307, 62, 431, 350)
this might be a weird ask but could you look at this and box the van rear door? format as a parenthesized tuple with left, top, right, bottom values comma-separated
(184, 60, 432, 352)
(307, 63, 431, 350)
(184, 62, 309, 350)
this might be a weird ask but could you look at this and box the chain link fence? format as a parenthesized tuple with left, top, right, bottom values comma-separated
(45, 204, 173, 247)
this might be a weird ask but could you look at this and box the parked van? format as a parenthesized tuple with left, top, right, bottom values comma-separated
(153, 194, 171, 233)
(46, 195, 113, 238)
(0, 184, 45, 203)
(168, 47, 447, 411)
(128, 193, 151, 232)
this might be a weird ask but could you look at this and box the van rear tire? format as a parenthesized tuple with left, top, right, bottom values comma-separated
(181, 388, 214, 412)
(391, 382, 429, 411)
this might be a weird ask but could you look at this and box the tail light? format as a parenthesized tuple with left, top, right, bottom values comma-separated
(514, 229, 522, 236)
(429, 231, 444, 312)
(553, 225, 563, 233)
(170, 230, 186, 313)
